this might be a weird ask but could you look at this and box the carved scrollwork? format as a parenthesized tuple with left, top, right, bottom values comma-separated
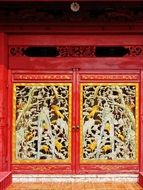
(13, 83, 72, 163)
(126, 46, 143, 56)
(9, 47, 27, 57)
(13, 74, 72, 81)
(57, 46, 96, 57)
(9, 46, 143, 57)
(80, 165, 138, 171)
(12, 165, 71, 172)
(80, 83, 138, 163)
(80, 75, 139, 80)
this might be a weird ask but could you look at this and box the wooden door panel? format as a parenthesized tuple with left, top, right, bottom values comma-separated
(11, 71, 140, 174)
(80, 83, 139, 163)
(77, 72, 139, 174)
(13, 83, 72, 164)
(11, 72, 73, 174)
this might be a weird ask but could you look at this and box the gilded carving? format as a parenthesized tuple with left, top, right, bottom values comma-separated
(80, 83, 139, 163)
(80, 165, 138, 171)
(12, 165, 70, 171)
(13, 74, 72, 81)
(80, 75, 139, 80)
(13, 83, 72, 163)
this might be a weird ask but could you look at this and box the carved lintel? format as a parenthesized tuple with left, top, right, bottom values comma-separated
(9, 46, 143, 57)
(57, 46, 96, 57)
(125, 46, 143, 56)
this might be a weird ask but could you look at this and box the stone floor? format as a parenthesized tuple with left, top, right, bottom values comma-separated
(6, 182, 143, 190)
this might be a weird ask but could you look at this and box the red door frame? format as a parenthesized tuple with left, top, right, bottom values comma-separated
(0, 33, 9, 172)
(10, 70, 75, 174)
(1, 33, 143, 181)
(139, 71, 143, 185)
(9, 69, 140, 175)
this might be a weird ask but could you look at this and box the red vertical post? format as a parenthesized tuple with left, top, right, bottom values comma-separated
(0, 33, 8, 171)
(139, 71, 143, 187)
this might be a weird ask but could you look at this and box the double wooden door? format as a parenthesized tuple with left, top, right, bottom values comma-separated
(12, 71, 138, 173)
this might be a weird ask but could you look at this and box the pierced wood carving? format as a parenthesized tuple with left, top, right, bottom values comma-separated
(80, 75, 139, 80)
(57, 46, 96, 57)
(13, 74, 72, 81)
(80, 83, 138, 163)
(13, 83, 72, 163)
(126, 46, 143, 56)
(9, 47, 27, 57)
(9, 46, 143, 57)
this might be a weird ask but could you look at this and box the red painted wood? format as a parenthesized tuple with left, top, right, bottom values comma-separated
(7, 70, 13, 173)
(0, 33, 8, 172)
(72, 69, 77, 174)
(8, 35, 143, 71)
(76, 71, 140, 174)
(9, 57, 143, 71)
(73, 69, 80, 173)
(139, 71, 143, 187)
(8, 34, 142, 174)
(9, 35, 143, 173)
(0, 0, 142, 181)
(9, 71, 140, 174)
(1, 25, 143, 33)
(139, 172, 143, 187)
(10, 72, 74, 174)
(0, 172, 12, 190)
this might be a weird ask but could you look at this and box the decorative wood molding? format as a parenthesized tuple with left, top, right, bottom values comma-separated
(9, 46, 143, 57)
(80, 74, 139, 80)
(13, 74, 72, 80)
(9, 47, 27, 57)
(12, 165, 71, 172)
(80, 165, 139, 171)
(126, 46, 143, 56)
(57, 46, 96, 57)
(0, 2, 143, 26)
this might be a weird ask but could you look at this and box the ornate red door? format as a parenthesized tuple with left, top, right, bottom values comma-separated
(11, 71, 139, 174)
(11, 72, 75, 173)
(9, 34, 141, 174)
(76, 71, 139, 174)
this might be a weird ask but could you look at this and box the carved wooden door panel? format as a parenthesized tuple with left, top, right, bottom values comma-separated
(77, 72, 139, 174)
(11, 71, 139, 174)
(12, 72, 74, 173)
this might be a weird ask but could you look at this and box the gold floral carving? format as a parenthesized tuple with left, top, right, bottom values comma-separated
(80, 75, 139, 80)
(12, 165, 71, 171)
(13, 74, 72, 80)
(80, 165, 138, 171)
(12, 83, 72, 164)
(80, 83, 139, 164)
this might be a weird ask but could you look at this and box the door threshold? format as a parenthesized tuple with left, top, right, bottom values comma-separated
(12, 174, 138, 183)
